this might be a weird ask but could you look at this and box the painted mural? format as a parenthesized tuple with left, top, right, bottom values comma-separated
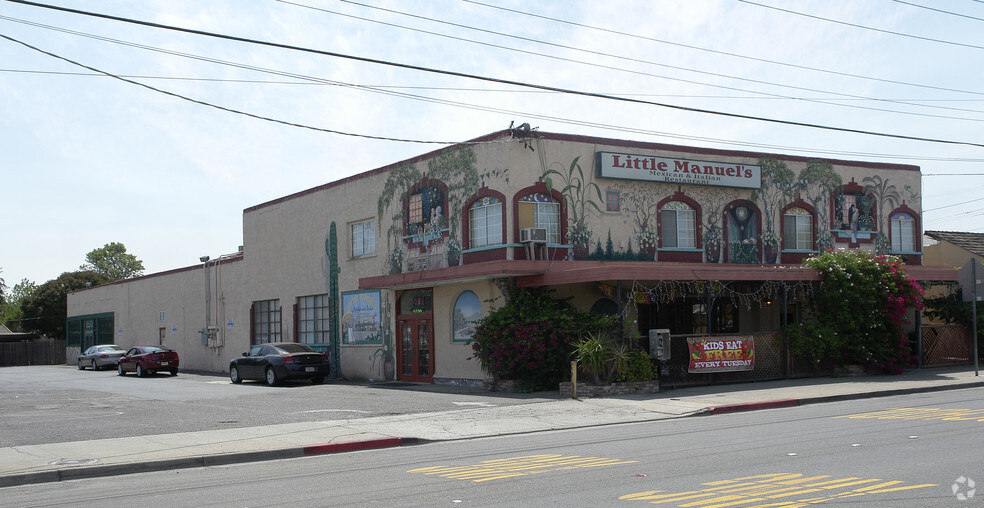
(377, 145, 509, 274)
(341, 290, 381, 345)
(543, 156, 601, 259)
(452, 290, 482, 343)
(551, 153, 920, 266)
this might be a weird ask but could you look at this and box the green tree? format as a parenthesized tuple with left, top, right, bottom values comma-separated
(80, 242, 144, 280)
(0, 278, 37, 331)
(20, 271, 110, 339)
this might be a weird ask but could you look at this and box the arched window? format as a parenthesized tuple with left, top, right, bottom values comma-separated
(660, 201, 696, 248)
(890, 212, 916, 252)
(468, 196, 503, 248)
(518, 193, 560, 244)
(783, 207, 813, 250)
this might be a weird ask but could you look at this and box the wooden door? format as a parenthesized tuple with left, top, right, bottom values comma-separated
(397, 318, 434, 382)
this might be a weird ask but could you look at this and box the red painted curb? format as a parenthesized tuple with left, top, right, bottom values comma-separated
(706, 399, 799, 415)
(303, 437, 407, 456)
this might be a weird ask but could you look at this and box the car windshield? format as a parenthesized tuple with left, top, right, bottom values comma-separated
(142, 347, 166, 353)
(274, 343, 314, 354)
(99, 346, 123, 352)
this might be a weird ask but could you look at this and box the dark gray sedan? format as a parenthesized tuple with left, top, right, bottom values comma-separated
(78, 344, 126, 370)
(229, 342, 330, 386)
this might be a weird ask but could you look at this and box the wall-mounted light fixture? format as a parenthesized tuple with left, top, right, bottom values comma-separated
(200, 256, 210, 263)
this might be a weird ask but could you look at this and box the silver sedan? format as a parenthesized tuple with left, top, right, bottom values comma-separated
(78, 344, 126, 370)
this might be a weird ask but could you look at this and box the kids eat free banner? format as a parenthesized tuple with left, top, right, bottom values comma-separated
(687, 337, 755, 373)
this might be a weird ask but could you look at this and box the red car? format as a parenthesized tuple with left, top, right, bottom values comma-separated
(117, 346, 179, 377)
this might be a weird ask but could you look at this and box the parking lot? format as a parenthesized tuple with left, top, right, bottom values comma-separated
(0, 365, 556, 448)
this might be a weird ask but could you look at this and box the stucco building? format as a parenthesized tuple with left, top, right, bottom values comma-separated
(67, 128, 957, 384)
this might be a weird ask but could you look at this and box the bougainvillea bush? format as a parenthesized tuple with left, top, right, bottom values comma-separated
(792, 250, 924, 373)
(470, 287, 609, 391)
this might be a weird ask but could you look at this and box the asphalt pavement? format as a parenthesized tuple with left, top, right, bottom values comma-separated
(2, 365, 982, 488)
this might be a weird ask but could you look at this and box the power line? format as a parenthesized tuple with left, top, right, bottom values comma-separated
(11, 19, 982, 161)
(9, 67, 984, 103)
(929, 207, 984, 221)
(462, 0, 984, 98)
(304, 0, 984, 121)
(891, 0, 984, 23)
(0, 33, 468, 146)
(5, 0, 984, 149)
(924, 197, 984, 212)
(7, 67, 984, 105)
(739, 0, 984, 51)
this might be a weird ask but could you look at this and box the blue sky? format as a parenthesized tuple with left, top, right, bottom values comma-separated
(2, 0, 982, 287)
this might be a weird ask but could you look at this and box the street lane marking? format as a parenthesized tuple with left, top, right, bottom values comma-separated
(620, 473, 937, 506)
(409, 454, 637, 482)
(302, 409, 370, 413)
(837, 407, 984, 422)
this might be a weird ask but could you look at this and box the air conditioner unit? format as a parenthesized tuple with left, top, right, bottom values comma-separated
(520, 227, 547, 243)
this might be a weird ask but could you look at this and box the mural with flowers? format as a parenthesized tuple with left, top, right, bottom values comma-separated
(377, 146, 508, 273)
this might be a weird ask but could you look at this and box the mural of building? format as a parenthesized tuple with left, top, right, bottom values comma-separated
(67, 128, 957, 384)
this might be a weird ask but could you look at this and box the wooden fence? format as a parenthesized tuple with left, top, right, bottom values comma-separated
(921, 324, 972, 366)
(0, 338, 67, 367)
(659, 324, 974, 388)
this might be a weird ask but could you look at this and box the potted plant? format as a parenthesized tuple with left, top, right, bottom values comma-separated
(760, 230, 780, 263)
(704, 226, 722, 263)
(446, 237, 461, 267)
(731, 237, 758, 264)
(568, 220, 592, 260)
(636, 223, 659, 261)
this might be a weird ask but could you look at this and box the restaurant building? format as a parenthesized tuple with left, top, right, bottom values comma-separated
(67, 128, 956, 384)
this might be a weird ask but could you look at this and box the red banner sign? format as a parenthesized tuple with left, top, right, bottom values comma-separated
(687, 337, 755, 373)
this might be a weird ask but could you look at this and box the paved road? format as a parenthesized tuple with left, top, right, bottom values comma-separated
(0, 365, 556, 447)
(2, 363, 984, 489)
(6, 389, 982, 507)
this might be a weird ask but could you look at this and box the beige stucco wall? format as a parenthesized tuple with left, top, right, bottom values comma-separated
(923, 240, 975, 268)
(431, 281, 503, 383)
(67, 258, 245, 373)
(67, 131, 927, 381)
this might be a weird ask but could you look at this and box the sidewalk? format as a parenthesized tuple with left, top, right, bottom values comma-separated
(2, 366, 982, 488)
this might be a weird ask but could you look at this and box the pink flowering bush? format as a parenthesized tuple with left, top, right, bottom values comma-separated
(470, 288, 608, 391)
(794, 250, 924, 373)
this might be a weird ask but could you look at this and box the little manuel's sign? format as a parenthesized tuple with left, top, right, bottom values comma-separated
(687, 337, 755, 373)
(596, 151, 761, 189)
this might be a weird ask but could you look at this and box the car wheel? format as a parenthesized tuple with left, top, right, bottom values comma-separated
(117, 363, 126, 376)
(230, 366, 242, 384)
(92, 360, 99, 371)
(170, 369, 178, 376)
(78, 359, 85, 370)
(136, 364, 145, 377)
(311, 376, 324, 385)
(265, 367, 278, 386)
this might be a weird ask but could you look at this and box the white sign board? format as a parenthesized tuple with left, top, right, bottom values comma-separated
(596, 151, 761, 189)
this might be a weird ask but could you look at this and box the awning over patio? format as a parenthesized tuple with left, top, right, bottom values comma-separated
(359, 260, 958, 291)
